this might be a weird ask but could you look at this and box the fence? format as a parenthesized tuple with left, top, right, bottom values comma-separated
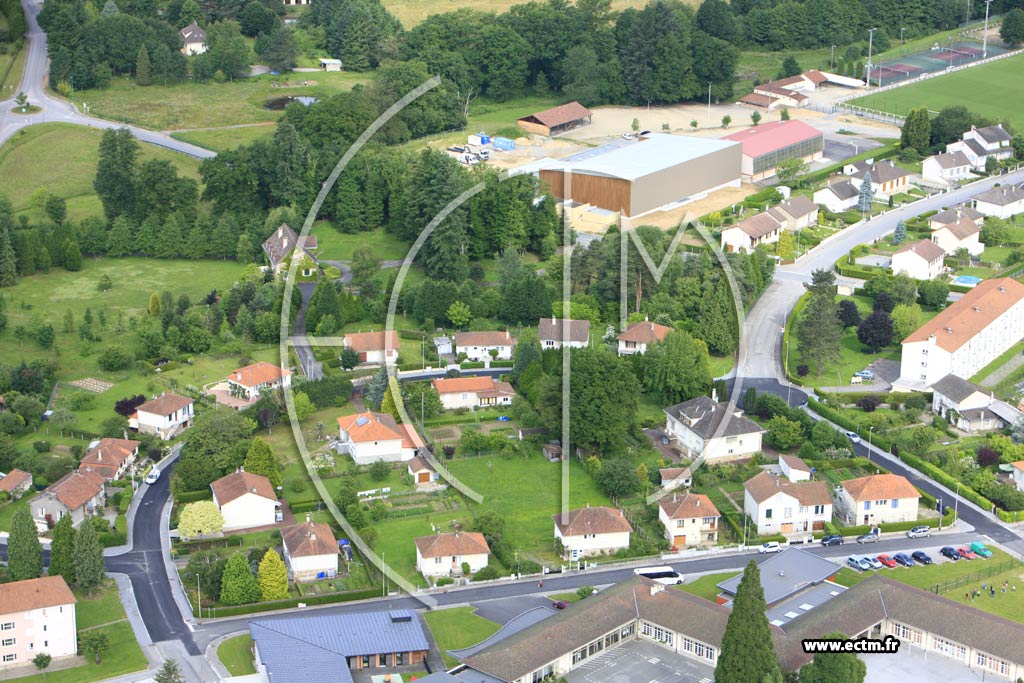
(925, 559, 1023, 596)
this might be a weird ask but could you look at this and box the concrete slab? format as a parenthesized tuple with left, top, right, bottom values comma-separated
(862, 643, 989, 683)
(565, 639, 714, 683)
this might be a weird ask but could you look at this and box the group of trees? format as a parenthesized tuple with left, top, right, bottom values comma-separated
(184, 545, 289, 606)
(7, 507, 105, 592)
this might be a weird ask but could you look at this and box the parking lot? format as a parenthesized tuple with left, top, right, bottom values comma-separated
(565, 639, 714, 683)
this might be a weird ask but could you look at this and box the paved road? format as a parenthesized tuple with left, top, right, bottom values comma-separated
(0, 0, 214, 157)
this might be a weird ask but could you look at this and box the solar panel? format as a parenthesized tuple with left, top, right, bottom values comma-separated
(356, 416, 369, 426)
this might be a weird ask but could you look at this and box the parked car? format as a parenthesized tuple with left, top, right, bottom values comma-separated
(970, 541, 993, 558)
(820, 534, 844, 547)
(846, 431, 861, 443)
(854, 370, 875, 380)
(906, 526, 931, 539)
(911, 550, 933, 565)
(758, 541, 783, 554)
(552, 600, 570, 610)
(864, 555, 883, 569)
(876, 554, 897, 568)
(893, 553, 915, 567)
(144, 468, 160, 485)
(957, 547, 978, 560)
(856, 532, 878, 543)
(939, 546, 960, 561)
(847, 555, 872, 571)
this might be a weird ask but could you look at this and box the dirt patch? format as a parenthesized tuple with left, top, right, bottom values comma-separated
(563, 103, 759, 141)
(68, 378, 114, 393)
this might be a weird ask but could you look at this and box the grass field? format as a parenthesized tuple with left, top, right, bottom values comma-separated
(0, 496, 29, 532)
(170, 124, 276, 152)
(78, 71, 374, 130)
(311, 224, 412, 262)
(676, 572, 732, 601)
(217, 635, 256, 676)
(423, 607, 501, 667)
(76, 582, 130, 630)
(380, 0, 661, 27)
(0, 42, 25, 92)
(850, 52, 1024, 132)
(0, 123, 201, 219)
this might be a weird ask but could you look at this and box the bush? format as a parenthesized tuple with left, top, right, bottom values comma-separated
(796, 364, 809, 377)
(436, 577, 455, 586)
(32, 440, 51, 453)
(856, 396, 881, 412)
(471, 566, 501, 582)
(173, 489, 213, 504)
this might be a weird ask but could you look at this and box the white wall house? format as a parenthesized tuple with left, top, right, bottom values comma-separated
(77, 437, 139, 481)
(922, 152, 972, 187)
(431, 376, 515, 410)
(929, 205, 984, 231)
(844, 159, 913, 198)
(779, 454, 811, 482)
(617, 319, 673, 356)
(415, 532, 490, 578)
(179, 22, 207, 55)
(767, 195, 818, 231)
(538, 318, 590, 349)
(30, 470, 105, 532)
(931, 374, 1023, 433)
(227, 362, 293, 400)
(1012, 462, 1024, 493)
(658, 493, 720, 548)
(552, 506, 632, 560)
(131, 393, 194, 440)
(897, 278, 1024, 390)
(663, 396, 765, 464)
(720, 213, 782, 254)
(974, 185, 1024, 219)
(336, 412, 422, 465)
(743, 472, 832, 536)
(931, 218, 983, 257)
(282, 518, 339, 582)
(453, 331, 515, 361)
(947, 124, 1013, 171)
(342, 331, 400, 366)
(891, 239, 945, 280)
(813, 179, 859, 213)
(836, 473, 920, 526)
(211, 470, 279, 533)
(0, 577, 78, 666)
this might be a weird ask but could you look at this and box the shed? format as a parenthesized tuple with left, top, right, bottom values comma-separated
(319, 58, 342, 71)
(517, 102, 593, 137)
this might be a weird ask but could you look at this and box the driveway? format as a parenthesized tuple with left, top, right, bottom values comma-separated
(565, 639, 714, 683)
(855, 254, 891, 268)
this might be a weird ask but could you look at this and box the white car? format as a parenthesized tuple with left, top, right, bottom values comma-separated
(845, 431, 861, 443)
(144, 468, 160, 485)
(758, 542, 783, 554)
(906, 526, 931, 539)
(864, 556, 884, 570)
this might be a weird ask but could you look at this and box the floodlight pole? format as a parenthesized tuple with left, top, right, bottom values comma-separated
(900, 27, 906, 56)
(982, 0, 993, 57)
(831, 45, 836, 70)
(707, 82, 712, 126)
(866, 28, 877, 86)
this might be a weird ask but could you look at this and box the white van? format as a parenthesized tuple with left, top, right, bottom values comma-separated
(144, 468, 160, 485)
(633, 566, 684, 585)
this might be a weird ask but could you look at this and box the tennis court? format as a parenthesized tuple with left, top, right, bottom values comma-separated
(864, 40, 1007, 86)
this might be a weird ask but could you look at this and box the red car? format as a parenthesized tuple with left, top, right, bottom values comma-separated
(876, 554, 897, 568)
(552, 600, 570, 610)
(957, 547, 978, 560)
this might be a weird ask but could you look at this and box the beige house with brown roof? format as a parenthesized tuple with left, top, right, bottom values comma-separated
(929, 204, 984, 231)
(432, 376, 515, 410)
(836, 473, 920, 526)
(0, 469, 33, 499)
(336, 412, 423, 465)
(227, 361, 293, 400)
(406, 456, 438, 487)
(616, 319, 672, 356)
(282, 517, 338, 582)
(767, 195, 818, 231)
(552, 505, 632, 560)
(658, 492, 719, 548)
(415, 531, 490, 578)
(538, 318, 590, 349)
(778, 454, 811, 482)
(131, 392, 194, 440)
(30, 469, 106, 531)
(891, 239, 945, 281)
(743, 471, 832, 536)
(342, 330, 399, 366)
(897, 278, 1024, 390)
(78, 438, 139, 481)
(720, 212, 782, 254)
(0, 576, 78, 666)
(211, 470, 279, 532)
(517, 102, 592, 137)
(844, 159, 913, 197)
(454, 330, 515, 361)
(931, 217, 983, 257)
(922, 151, 972, 187)
(659, 467, 692, 491)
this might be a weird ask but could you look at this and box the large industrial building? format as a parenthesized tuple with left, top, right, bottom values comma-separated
(723, 120, 825, 180)
(538, 134, 742, 218)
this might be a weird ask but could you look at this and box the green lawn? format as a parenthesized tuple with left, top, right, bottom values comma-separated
(310, 224, 412, 262)
(75, 582, 129, 630)
(0, 123, 201, 219)
(217, 635, 256, 676)
(0, 42, 25, 91)
(675, 572, 733, 601)
(735, 47, 833, 97)
(850, 52, 1024, 132)
(0, 496, 29, 532)
(76, 71, 374, 130)
(423, 607, 501, 668)
(972, 340, 1024, 384)
(6, 621, 146, 683)
(171, 125, 275, 152)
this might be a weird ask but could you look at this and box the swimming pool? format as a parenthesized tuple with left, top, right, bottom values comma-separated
(952, 275, 981, 287)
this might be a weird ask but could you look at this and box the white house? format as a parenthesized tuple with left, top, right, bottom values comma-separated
(1011, 462, 1024, 493)
(282, 517, 339, 582)
(946, 124, 1014, 171)
(767, 195, 819, 231)
(922, 151, 972, 187)
(0, 577, 78, 666)
(453, 331, 515, 361)
(891, 239, 945, 281)
(844, 159, 913, 198)
(779, 454, 811, 482)
(931, 218, 983, 257)
(29, 469, 105, 532)
(342, 331, 400, 366)
(659, 467, 692, 491)
(657, 492, 720, 548)
(77, 437, 139, 481)
(974, 185, 1024, 219)
(179, 21, 207, 55)
(415, 532, 490, 578)
(836, 473, 920, 526)
(896, 278, 1024, 390)
(210, 470, 279, 533)
(720, 212, 782, 254)
(261, 224, 318, 276)
(743, 471, 832, 536)
(663, 396, 765, 464)
(617, 319, 672, 356)
(930, 374, 1023, 433)
(227, 362, 293, 400)
(552, 505, 632, 560)
(813, 179, 859, 213)
(336, 412, 423, 465)
(431, 376, 515, 410)
(131, 392, 194, 440)
(929, 204, 984, 231)
(538, 318, 590, 349)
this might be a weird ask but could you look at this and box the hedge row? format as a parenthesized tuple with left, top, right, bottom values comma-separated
(398, 329, 426, 340)
(803, 457, 879, 472)
(288, 500, 323, 514)
(814, 391, 931, 406)
(808, 399, 895, 452)
(897, 451, 995, 512)
(490, 360, 514, 368)
(782, 292, 809, 385)
(834, 258, 886, 281)
(832, 514, 954, 539)
(462, 361, 485, 369)
(207, 588, 382, 618)
(119, 488, 133, 515)
(174, 489, 213, 504)
(99, 531, 128, 547)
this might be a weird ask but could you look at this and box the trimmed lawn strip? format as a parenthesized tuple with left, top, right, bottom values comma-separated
(310, 225, 412, 262)
(0, 496, 30, 532)
(217, 635, 256, 676)
(8, 622, 146, 683)
(675, 572, 733, 601)
(970, 340, 1024, 385)
(423, 607, 501, 668)
(75, 583, 128, 630)
(171, 125, 275, 152)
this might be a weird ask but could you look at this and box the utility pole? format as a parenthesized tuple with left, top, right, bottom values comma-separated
(831, 45, 836, 70)
(866, 28, 878, 86)
(707, 82, 712, 126)
(982, 0, 994, 57)
(900, 27, 906, 55)
(938, 498, 944, 530)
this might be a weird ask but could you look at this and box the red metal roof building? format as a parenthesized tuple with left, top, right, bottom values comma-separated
(723, 120, 824, 180)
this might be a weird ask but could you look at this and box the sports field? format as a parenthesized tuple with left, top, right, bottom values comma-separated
(850, 52, 1024, 132)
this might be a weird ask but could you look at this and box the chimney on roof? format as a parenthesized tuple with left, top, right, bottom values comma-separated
(306, 513, 311, 523)
(283, 237, 289, 250)
(999, 286, 1007, 292)
(673, 493, 678, 503)
(696, 498, 701, 507)
(251, 487, 257, 493)
(278, 226, 283, 238)
(650, 583, 664, 596)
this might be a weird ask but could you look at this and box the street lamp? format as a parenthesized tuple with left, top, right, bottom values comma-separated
(868, 426, 874, 455)
(707, 82, 712, 126)
(831, 45, 836, 70)
(982, 0, 994, 57)
(900, 27, 906, 56)
(866, 28, 878, 86)
(954, 481, 961, 521)
(938, 497, 944, 530)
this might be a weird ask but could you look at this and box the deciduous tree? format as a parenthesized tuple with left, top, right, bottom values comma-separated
(640, 330, 712, 404)
(79, 631, 109, 664)
(857, 310, 894, 352)
(178, 501, 225, 538)
(799, 632, 867, 683)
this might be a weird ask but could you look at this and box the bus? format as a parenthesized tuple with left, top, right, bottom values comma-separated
(633, 566, 684, 585)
